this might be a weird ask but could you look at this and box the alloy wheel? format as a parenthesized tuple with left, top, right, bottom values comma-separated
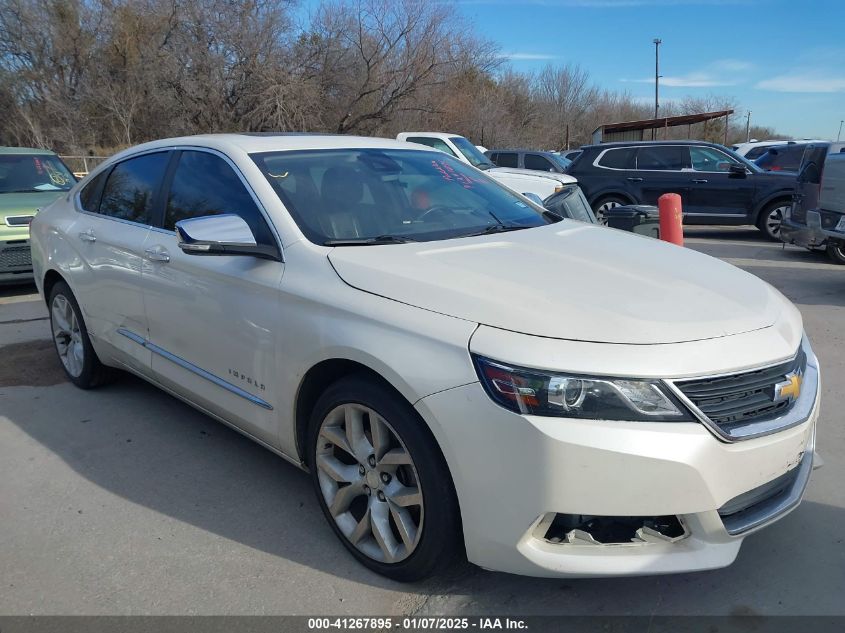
(596, 200, 621, 225)
(51, 294, 84, 378)
(765, 204, 789, 239)
(315, 403, 424, 564)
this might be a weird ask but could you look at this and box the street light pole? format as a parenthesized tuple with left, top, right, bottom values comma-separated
(653, 38, 661, 140)
(746, 111, 752, 142)
(838, 120, 843, 142)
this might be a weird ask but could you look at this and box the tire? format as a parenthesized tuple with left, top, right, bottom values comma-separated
(307, 374, 461, 582)
(827, 242, 845, 265)
(592, 195, 628, 225)
(48, 281, 113, 388)
(757, 200, 791, 241)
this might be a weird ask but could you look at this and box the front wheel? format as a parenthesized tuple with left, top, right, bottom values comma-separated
(757, 201, 790, 241)
(827, 242, 845, 265)
(307, 375, 461, 581)
(592, 196, 628, 225)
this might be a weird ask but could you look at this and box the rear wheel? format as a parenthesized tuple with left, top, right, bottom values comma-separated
(48, 281, 113, 388)
(307, 375, 460, 581)
(757, 200, 790, 241)
(592, 196, 628, 225)
(827, 241, 845, 265)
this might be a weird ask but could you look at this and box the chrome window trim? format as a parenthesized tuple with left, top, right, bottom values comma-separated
(593, 144, 691, 172)
(117, 328, 273, 410)
(72, 147, 169, 230)
(663, 336, 817, 443)
(688, 146, 747, 174)
(156, 145, 284, 261)
(73, 145, 284, 261)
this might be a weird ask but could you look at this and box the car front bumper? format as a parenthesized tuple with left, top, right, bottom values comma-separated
(414, 339, 820, 578)
(0, 237, 34, 283)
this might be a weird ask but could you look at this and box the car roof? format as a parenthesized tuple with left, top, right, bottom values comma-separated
(106, 133, 432, 164)
(0, 146, 59, 155)
(579, 140, 730, 151)
(489, 148, 556, 155)
(397, 132, 462, 141)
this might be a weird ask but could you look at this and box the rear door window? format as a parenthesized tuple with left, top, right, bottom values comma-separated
(597, 148, 635, 169)
(98, 152, 169, 224)
(495, 152, 519, 168)
(635, 146, 689, 171)
(78, 169, 110, 212)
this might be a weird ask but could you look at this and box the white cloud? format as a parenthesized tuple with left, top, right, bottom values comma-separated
(620, 58, 752, 88)
(756, 74, 845, 93)
(500, 52, 558, 60)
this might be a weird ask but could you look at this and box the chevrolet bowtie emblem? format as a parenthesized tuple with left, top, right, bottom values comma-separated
(774, 371, 802, 404)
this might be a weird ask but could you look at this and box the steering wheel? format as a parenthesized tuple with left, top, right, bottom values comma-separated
(416, 205, 454, 222)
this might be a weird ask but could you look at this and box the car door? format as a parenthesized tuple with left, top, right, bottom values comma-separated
(685, 145, 756, 220)
(632, 145, 690, 205)
(72, 151, 171, 373)
(140, 148, 285, 446)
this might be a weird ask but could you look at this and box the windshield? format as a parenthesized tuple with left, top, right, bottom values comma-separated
(0, 154, 76, 193)
(544, 185, 596, 223)
(449, 137, 495, 169)
(251, 148, 553, 245)
(549, 154, 572, 171)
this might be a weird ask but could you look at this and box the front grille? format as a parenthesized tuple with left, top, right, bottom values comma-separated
(675, 349, 806, 435)
(0, 245, 32, 269)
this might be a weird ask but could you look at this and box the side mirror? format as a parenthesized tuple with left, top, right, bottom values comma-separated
(522, 192, 545, 205)
(175, 214, 280, 261)
(728, 164, 747, 177)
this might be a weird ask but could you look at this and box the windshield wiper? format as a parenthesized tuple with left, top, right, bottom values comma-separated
(463, 224, 529, 238)
(324, 235, 418, 246)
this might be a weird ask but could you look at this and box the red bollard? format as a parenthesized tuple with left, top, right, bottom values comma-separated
(658, 193, 684, 246)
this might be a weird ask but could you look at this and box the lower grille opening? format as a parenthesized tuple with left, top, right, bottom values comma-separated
(542, 513, 687, 545)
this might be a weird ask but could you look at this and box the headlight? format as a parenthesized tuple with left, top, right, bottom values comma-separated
(473, 356, 692, 421)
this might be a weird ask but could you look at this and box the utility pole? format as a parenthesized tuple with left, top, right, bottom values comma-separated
(838, 120, 843, 142)
(652, 38, 661, 140)
(746, 111, 752, 142)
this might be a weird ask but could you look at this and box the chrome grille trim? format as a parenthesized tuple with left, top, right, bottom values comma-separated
(664, 337, 818, 442)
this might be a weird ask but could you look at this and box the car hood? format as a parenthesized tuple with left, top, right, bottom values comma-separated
(328, 222, 789, 345)
(0, 191, 66, 218)
(488, 167, 577, 184)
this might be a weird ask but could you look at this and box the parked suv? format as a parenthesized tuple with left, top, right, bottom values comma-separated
(31, 134, 820, 581)
(566, 141, 797, 239)
(486, 149, 571, 173)
(1, 147, 76, 283)
(780, 142, 845, 263)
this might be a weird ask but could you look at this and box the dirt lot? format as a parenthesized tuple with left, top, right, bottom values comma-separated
(1, 227, 843, 616)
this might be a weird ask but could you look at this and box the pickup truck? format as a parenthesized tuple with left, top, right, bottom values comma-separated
(397, 132, 576, 201)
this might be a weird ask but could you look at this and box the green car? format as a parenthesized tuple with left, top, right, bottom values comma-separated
(0, 147, 77, 284)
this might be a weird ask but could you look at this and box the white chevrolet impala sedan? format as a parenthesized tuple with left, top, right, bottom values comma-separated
(30, 134, 821, 581)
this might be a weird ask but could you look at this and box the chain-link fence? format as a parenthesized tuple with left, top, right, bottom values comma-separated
(59, 156, 109, 178)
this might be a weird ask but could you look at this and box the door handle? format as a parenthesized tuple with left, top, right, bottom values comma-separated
(626, 177, 644, 182)
(78, 229, 96, 242)
(144, 246, 170, 263)
(692, 179, 709, 184)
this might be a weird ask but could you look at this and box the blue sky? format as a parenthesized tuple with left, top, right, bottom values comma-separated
(457, 0, 845, 139)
